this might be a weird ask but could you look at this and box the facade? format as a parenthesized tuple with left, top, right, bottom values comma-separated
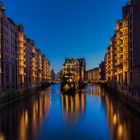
(43, 56, 51, 82)
(46, 61, 51, 81)
(105, 35, 117, 82)
(77, 58, 86, 82)
(31, 43, 36, 86)
(105, 2, 133, 86)
(18, 25, 26, 87)
(99, 61, 106, 81)
(132, 0, 140, 91)
(0, 2, 51, 94)
(62, 58, 86, 89)
(25, 38, 33, 87)
(87, 67, 100, 82)
(0, 6, 20, 92)
(104, 0, 140, 102)
(62, 58, 80, 85)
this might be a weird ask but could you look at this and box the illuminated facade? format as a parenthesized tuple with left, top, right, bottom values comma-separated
(33, 49, 51, 86)
(18, 26, 26, 86)
(38, 50, 43, 83)
(25, 39, 37, 87)
(62, 58, 80, 85)
(105, 2, 133, 86)
(31, 42, 36, 85)
(62, 58, 86, 90)
(0, 2, 51, 93)
(104, 0, 140, 102)
(42, 56, 51, 82)
(46, 61, 51, 81)
(87, 67, 100, 82)
(105, 35, 117, 82)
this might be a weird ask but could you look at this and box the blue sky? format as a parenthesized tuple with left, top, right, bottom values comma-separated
(3, 0, 127, 72)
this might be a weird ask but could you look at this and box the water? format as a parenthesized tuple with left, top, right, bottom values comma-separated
(0, 84, 140, 140)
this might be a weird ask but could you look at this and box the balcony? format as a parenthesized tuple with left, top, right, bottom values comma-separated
(19, 62, 26, 67)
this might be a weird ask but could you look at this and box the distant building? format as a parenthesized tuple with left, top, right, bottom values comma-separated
(99, 61, 105, 81)
(51, 69, 55, 81)
(77, 58, 86, 82)
(62, 58, 80, 85)
(62, 58, 86, 89)
(87, 67, 100, 82)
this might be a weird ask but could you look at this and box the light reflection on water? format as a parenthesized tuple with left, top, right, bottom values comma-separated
(0, 84, 140, 140)
(61, 92, 85, 124)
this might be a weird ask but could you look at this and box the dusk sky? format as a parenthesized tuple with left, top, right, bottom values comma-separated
(3, 0, 127, 72)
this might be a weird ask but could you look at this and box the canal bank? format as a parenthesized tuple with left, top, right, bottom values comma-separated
(99, 82, 140, 114)
(0, 82, 51, 109)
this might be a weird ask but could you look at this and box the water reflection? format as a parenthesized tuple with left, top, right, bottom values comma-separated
(0, 84, 140, 140)
(104, 93, 140, 140)
(88, 84, 105, 97)
(0, 88, 51, 140)
(0, 132, 5, 140)
(61, 92, 86, 124)
(88, 84, 140, 140)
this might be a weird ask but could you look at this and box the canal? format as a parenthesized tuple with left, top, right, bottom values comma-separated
(0, 84, 140, 140)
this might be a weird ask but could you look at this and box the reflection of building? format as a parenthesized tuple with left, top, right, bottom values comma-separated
(105, 95, 130, 140)
(87, 68, 100, 82)
(88, 84, 102, 96)
(0, 88, 51, 140)
(87, 85, 140, 140)
(61, 93, 85, 123)
(0, 2, 51, 93)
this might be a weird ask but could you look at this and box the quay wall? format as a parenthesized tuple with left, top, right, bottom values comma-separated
(101, 82, 140, 114)
(0, 82, 51, 108)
